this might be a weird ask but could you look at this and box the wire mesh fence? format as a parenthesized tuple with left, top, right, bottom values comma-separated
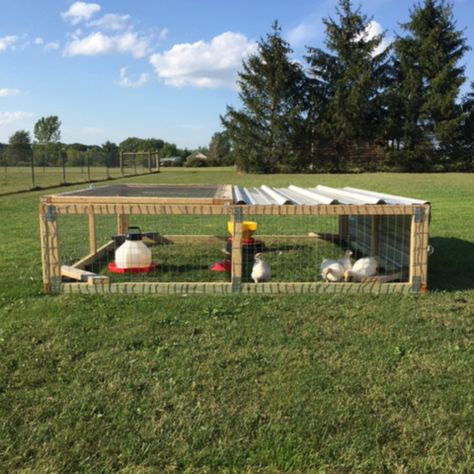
(53, 205, 415, 294)
(0, 153, 159, 195)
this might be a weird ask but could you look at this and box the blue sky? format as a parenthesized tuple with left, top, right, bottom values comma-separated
(1, 0, 473, 148)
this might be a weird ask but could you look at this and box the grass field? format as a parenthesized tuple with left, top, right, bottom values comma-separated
(0, 165, 156, 194)
(0, 168, 473, 472)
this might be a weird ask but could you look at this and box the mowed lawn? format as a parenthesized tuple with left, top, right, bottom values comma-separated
(0, 169, 473, 472)
(0, 166, 155, 194)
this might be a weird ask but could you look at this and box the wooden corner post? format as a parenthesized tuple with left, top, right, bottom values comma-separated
(231, 206, 243, 293)
(409, 205, 430, 294)
(39, 201, 61, 294)
(116, 210, 129, 235)
(88, 205, 97, 254)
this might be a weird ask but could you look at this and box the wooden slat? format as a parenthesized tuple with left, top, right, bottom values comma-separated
(61, 265, 109, 283)
(47, 201, 416, 217)
(54, 203, 231, 216)
(62, 282, 233, 294)
(46, 206, 60, 294)
(88, 207, 96, 254)
(359, 272, 403, 283)
(39, 203, 50, 290)
(72, 240, 116, 270)
(213, 184, 233, 204)
(116, 213, 129, 234)
(61, 281, 412, 295)
(231, 212, 243, 287)
(240, 282, 412, 294)
(47, 195, 219, 205)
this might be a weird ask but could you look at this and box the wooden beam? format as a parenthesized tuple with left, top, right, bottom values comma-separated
(39, 204, 61, 294)
(62, 282, 233, 294)
(61, 281, 412, 295)
(61, 265, 109, 283)
(88, 207, 96, 254)
(231, 209, 243, 290)
(359, 272, 403, 283)
(116, 213, 129, 235)
(213, 184, 233, 204)
(39, 203, 50, 290)
(72, 240, 116, 270)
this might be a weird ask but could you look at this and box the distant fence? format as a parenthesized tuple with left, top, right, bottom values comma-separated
(0, 155, 160, 196)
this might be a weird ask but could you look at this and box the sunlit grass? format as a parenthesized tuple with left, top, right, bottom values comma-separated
(0, 169, 473, 471)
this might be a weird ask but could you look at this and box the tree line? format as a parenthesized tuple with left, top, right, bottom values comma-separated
(0, 123, 200, 169)
(222, 0, 474, 172)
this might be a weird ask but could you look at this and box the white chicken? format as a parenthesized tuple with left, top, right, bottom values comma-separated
(320, 259, 344, 282)
(344, 256, 378, 281)
(251, 252, 271, 283)
(339, 250, 353, 272)
(320, 250, 353, 282)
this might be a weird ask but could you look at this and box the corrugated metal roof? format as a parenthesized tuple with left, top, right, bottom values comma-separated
(232, 185, 429, 205)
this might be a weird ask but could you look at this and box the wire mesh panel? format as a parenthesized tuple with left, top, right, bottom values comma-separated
(235, 212, 344, 283)
(40, 198, 428, 295)
(347, 215, 411, 281)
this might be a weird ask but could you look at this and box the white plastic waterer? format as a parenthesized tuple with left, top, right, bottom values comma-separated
(115, 226, 152, 269)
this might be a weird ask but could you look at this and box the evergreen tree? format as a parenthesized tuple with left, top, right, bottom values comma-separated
(456, 82, 474, 170)
(305, 0, 390, 171)
(394, 0, 469, 169)
(222, 22, 307, 173)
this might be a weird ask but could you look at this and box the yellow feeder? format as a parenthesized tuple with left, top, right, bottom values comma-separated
(227, 220, 257, 239)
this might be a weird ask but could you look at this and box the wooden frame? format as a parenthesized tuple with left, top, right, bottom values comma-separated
(39, 186, 430, 295)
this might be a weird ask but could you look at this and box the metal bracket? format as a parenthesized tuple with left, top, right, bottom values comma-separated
(410, 276, 421, 294)
(46, 205, 57, 222)
(414, 207, 423, 223)
(50, 276, 61, 294)
(232, 277, 242, 293)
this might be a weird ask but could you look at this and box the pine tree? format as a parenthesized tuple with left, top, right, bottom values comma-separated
(456, 82, 474, 170)
(394, 0, 469, 169)
(305, 0, 390, 171)
(221, 22, 307, 173)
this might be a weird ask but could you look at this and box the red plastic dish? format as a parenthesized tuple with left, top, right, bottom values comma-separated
(108, 262, 157, 274)
(209, 260, 232, 272)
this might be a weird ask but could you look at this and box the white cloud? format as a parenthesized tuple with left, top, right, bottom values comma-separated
(117, 67, 149, 88)
(0, 88, 20, 97)
(287, 22, 321, 47)
(158, 28, 169, 41)
(88, 13, 130, 31)
(0, 35, 18, 53)
(149, 32, 257, 89)
(62, 2, 101, 25)
(45, 42, 60, 51)
(359, 20, 392, 55)
(64, 31, 149, 58)
(34, 37, 44, 45)
(0, 111, 33, 125)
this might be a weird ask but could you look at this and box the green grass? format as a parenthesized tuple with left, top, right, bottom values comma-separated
(0, 169, 473, 472)
(0, 165, 154, 194)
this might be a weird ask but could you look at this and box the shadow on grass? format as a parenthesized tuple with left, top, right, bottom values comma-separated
(428, 237, 474, 291)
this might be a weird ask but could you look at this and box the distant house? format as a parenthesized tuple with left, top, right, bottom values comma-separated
(185, 151, 208, 162)
(160, 156, 183, 167)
